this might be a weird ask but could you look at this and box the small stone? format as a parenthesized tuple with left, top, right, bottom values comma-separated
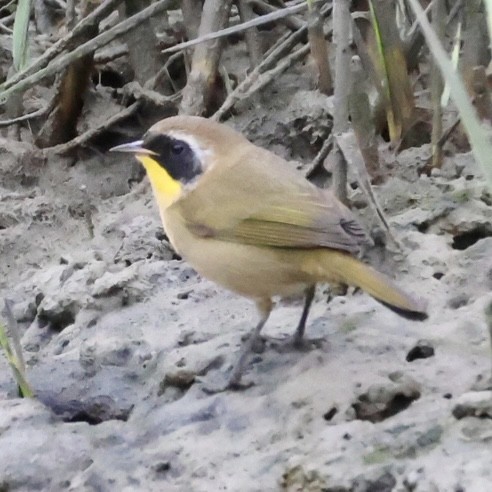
(353, 374, 421, 423)
(447, 293, 469, 309)
(162, 370, 196, 390)
(452, 391, 492, 419)
(406, 340, 435, 362)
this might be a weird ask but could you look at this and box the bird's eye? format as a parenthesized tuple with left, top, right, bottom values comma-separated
(172, 143, 184, 155)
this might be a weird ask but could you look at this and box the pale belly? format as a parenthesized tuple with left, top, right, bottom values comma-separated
(162, 210, 314, 300)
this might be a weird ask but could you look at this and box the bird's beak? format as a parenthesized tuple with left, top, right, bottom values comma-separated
(109, 140, 157, 156)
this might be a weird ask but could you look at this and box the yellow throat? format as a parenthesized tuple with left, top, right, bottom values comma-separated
(137, 155, 182, 209)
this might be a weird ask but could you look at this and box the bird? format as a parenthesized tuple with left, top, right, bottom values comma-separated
(111, 115, 428, 389)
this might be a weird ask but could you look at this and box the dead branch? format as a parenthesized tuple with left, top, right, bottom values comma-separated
(122, 82, 180, 108)
(43, 101, 142, 155)
(0, 20, 12, 33)
(305, 134, 333, 179)
(1, 0, 120, 92)
(0, 105, 51, 127)
(212, 25, 308, 120)
(0, 0, 175, 104)
(181, 0, 202, 40)
(246, 43, 309, 94)
(179, 0, 233, 115)
(145, 51, 184, 92)
(307, 3, 332, 95)
(162, 1, 315, 54)
(36, 0, 102, 148)
(335, 131, 394, 242)
(94, 44, 128, 64)
(430, 0, 445, 169)
(331, 0, 351, 204)
(119, 0, 162, 85)
(248, 0, 305, 31)
(237, 0, 262, 68)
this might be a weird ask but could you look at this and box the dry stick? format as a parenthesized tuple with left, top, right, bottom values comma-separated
(0, 0, 174, 103)
(436, 113, 463, 150)
(0, 0, 16, 15)
(307, 3, 332, 95)
(181, 0, 202, 40)
(246, 43, 309, 93)
(0, 20, 12, 34)
(331, 0, 351, 205)
(94, 44, 129, 64)
(0, 11, 14, 26)
(146, 51, 184, 91)
(1, 0, 120, 93)
(0, 105, 51, 127)
(237, 0, 263, 68)
(347, 94, 393, 239)
(485, 301, 492, 381)
(305, 134, 333, 179)
(44, 101, 142, 154)
(333, 0, 350, 132)
(162, 0, 317, 54)
(179, 0, 233, 115)
(212, 25, 308, 120)
(430, 0, 446, 169)
(123, 82, 180, 108)
(248, 0, 305, 31)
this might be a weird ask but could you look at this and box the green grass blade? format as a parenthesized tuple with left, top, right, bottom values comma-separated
(441, 19, 462, 107)
(12, 0, 32, 71)
(407, 0, 492, 190)
(485, 0, 492, 53)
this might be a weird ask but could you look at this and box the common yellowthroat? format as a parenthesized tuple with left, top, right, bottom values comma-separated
(111, 116, 427, 388)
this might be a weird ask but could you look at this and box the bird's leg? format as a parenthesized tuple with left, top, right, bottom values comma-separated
(264, 285, 324, 352)
(292, 284, 316, 348)
(227, 298, 273, 389)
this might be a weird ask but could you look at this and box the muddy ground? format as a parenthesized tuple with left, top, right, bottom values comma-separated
(1, 45, 492, 492)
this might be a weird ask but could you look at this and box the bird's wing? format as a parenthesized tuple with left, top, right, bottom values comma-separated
(172, 146, 368, 254)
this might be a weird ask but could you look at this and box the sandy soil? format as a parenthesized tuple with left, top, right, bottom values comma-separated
(1, 75, 492, 491)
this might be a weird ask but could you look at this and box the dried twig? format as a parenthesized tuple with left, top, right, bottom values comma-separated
(162, 1, 318, 54)
(1, 0, 120, 92)
(43, 101, 142, 154)
(0, 20, 12, 33)
(0, 0, 174, 103)
(331, 0, 351, 205)
(335, 131, 395, 244)
(305, 134, 333, 179)
(430, 0, 445, 168)
(248, 0, 305, 31)
(123, 82, 180, 108)
(179, 0, 233, 115)
(0, 105, 51, 127)
(237, 0, 262, 68)
(0, 0, 16, 15)
(246, 44, 309, 94)
(181, 0, 202, 40)
(307, 3, 332, 94)
(212, 25, 308, 120)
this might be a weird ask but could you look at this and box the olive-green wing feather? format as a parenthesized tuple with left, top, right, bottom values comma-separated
(173, 144, 368, 254)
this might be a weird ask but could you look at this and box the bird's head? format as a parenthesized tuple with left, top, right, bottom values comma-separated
(110, 116, 246, 208)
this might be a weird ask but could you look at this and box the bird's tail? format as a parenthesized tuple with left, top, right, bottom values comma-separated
(304, 250, 428, 320)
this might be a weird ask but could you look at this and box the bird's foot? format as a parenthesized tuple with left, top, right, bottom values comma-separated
(263, 334, 326, 353)
(198, 375, 255, 394)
